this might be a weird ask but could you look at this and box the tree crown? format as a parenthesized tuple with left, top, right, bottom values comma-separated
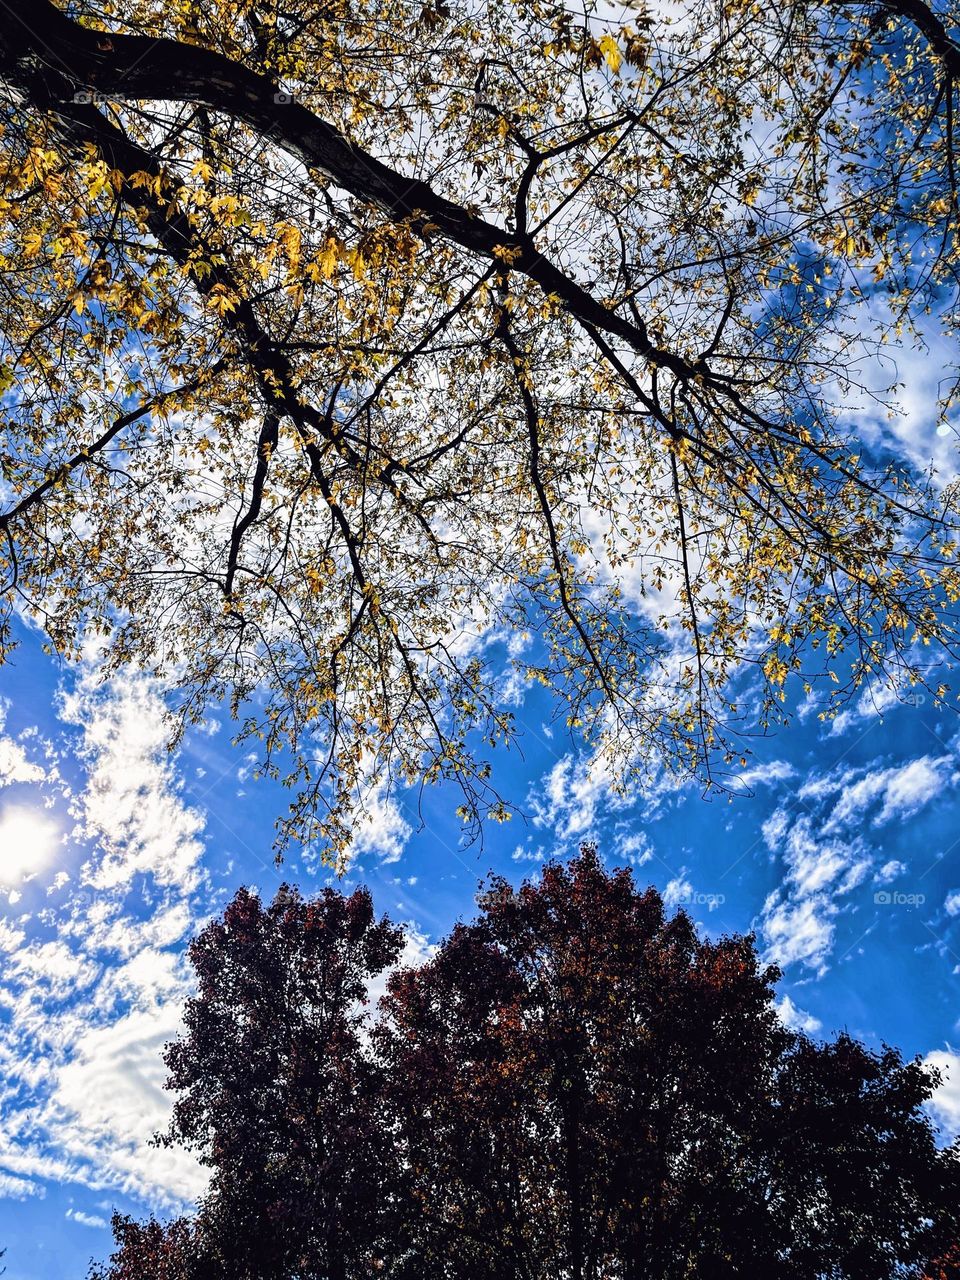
(92, 846, 960, 1280)
(1, 0, 959, 857)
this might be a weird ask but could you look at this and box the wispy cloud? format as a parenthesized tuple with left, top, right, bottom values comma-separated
(0, 1169, 45, 1201)
(0, 667, 209, 1209)
(758, 744, 956, 976)
(66, 1207, 108, 1229)
(529, 752, 628, 840)
(59, 670, 206, 893)
(776, 994, 822, 1034)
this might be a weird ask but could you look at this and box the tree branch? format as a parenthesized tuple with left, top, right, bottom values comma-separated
(224, 409, 280, 600)
(0, 0, 701, 382)
(0, 366, 226, 530)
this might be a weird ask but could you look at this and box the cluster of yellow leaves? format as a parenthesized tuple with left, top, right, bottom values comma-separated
(0, 0, 956, 854)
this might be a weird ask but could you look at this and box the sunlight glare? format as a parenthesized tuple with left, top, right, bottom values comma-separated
(0, 806, 59, 885)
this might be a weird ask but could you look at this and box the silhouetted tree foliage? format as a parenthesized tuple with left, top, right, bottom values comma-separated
(926, 1244, 960, 1280)
(90, 849, 960, 1279)
(5, 0, 960, 856)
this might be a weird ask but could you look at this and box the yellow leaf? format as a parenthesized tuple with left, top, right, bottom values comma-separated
(318, 235, 342, 279)
(599, 34, 623, 74)
(206, 284, 237, 316)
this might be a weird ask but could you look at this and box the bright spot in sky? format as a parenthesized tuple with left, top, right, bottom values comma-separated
(0, 805, 59, 885)
(937, 423, 953, 437)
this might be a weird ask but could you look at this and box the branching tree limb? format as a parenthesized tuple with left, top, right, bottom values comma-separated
(0, 0, 957, 854)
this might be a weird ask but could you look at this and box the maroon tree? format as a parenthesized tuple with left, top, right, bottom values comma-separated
(375, 851, 960, 1279)
(98, 884, 408, 1280)
(92, 850, 960, 1280)
(89, 1218, 196, 1280)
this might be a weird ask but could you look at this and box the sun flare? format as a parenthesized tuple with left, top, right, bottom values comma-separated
(0, 806, 59, 885)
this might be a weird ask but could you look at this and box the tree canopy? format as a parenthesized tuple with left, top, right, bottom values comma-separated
(89, 847, 960, 1279)
(1, 0, 960, 855)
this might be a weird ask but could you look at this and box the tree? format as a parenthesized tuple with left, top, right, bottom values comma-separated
(925, 1244, 960, 1279)
(1, 0, 959, 857)
(91, 848, 960, 1279)
(89, 1218, 196, 1280)
(123, 883, 409, 1279)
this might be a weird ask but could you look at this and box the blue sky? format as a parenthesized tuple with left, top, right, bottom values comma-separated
(1, 5, 958, 1275)
(1, 586, 960, 1278)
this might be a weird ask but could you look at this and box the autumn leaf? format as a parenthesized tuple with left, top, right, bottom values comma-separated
(598, 33, 623, 74)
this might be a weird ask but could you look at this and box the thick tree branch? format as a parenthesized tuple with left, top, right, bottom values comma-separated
(224, 409, 280, 601)
(869, 0, 960, 78)
(0, 0, 702, 382)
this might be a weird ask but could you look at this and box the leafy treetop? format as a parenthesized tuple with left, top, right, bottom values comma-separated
(0, 0, 959, 856)
(91, 846, 960, 1279)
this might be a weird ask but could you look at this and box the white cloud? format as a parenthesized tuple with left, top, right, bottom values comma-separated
(877, 860, 906, 884)
(877, 756, 950, 824)
(762, 747, 957, 967)
(780, 818, 853, 897)
(0, 924, 204, 1208)
(0, 667, 210, 1211)
(796, 770, 846, 803)
(824, 770, 888, 827)
(59, 671, 206, 893)
(615, 830, 654, 866)
(66, 1207, 108, 1229)
(830, 293, 960, 487)
(349, 785, 411, 865)
(0, 702, 47, 789)
(0, 1169, 44, 1200)
(826, 756, 950, 830)
(511, 844, 545, 864)
(730, 759, 796, 791)
(760, 749, 954, 975)
(945, 890, 960, 917)
(530, 752, 627, 840)
(50, 1008, 205, 1208)
(762, 894, 836, 974)
(0, 735, 46, 787)
(235, 751, 258, 783)
(760, 805, 867, 972)
(7, 939, 100, 1003)
(663, 875, 694, 907)
(924, 1049, 960, 1138)
(0, 918, 25, 952)
(826, 676, 920, 737)
(776, 994, 822, 1034)
(761, 806, 790, 852)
